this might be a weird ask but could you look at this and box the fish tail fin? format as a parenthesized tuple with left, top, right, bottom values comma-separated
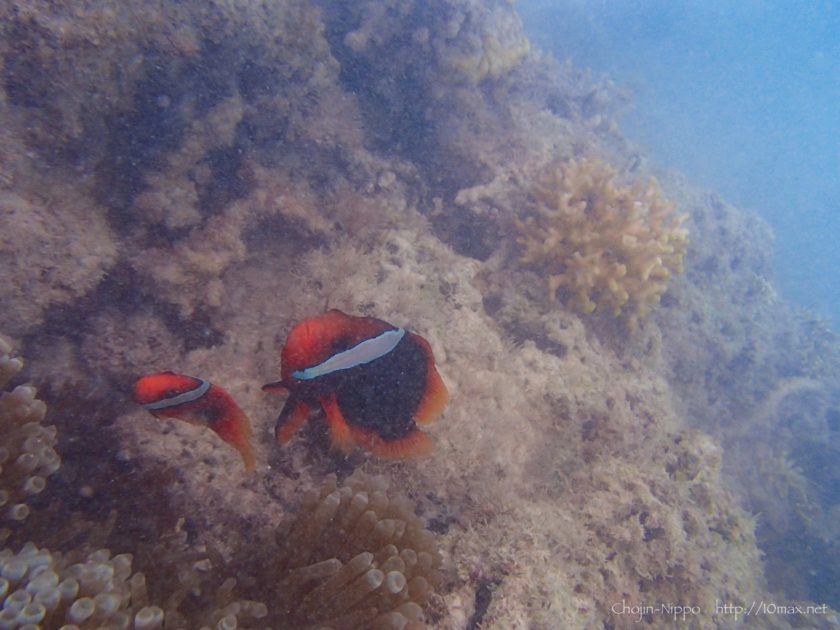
(212, 407, 256, 472)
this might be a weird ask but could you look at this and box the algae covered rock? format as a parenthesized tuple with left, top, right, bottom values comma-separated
(0, 190, 116, 337)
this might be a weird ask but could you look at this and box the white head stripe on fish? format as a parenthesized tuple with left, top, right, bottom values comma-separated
(142, 378, 211, 410)
(292, 327, 406, 380)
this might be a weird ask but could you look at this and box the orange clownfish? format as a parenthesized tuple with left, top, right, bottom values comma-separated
(133, 372, 256, 471)
(263, 309, 449, 458)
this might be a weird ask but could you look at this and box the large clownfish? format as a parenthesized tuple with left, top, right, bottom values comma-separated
(133, 372, 255, 471)
(263, 309, 449, 458)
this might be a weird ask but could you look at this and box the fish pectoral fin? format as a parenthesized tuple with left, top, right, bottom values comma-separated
(262, 380, 289, 393)
(275, 398, 311, 444)
(320, 395, 356, 453)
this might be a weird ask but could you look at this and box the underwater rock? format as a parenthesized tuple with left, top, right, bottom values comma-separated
(79, 312, 185, 386)
(336, 0, 530, 87)
(0, 190, 117, 338)
(655, 176, 840, 611)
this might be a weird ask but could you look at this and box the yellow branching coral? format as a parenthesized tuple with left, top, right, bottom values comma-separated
(515, 158, 688, 317)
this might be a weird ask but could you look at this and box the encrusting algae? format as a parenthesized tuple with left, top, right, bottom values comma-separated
(515, 158, 688, 318)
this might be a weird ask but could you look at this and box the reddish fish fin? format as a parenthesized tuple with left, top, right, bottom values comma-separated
(275, 398, 311, 444)
(416, 365, 448, 425)
(410, 333, 449, 424)
(263, 380, 289, 393)
(348, 425, 434, 459)
(211, 407, 256, 472)
(320, 394, 356, 453)
(322, 395, 435, 458)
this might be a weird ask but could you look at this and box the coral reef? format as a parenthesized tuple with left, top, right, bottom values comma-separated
(0, 0, 354, 327)
(653, 175, 840, 611)
(214, 224, 761, 628)
(515, 158, 688, 318)
(4, 0, 837, 626)
(426, 0, 532, 86)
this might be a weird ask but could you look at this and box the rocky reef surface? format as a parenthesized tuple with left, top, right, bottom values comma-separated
(1, 0, 838, 628)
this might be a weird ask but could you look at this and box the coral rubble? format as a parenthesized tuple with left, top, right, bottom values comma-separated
(515, 158, 688, 318)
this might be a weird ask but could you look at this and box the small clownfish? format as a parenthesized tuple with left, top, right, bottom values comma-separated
(133, 372, 256, 471)
(263, 309, 449, 458)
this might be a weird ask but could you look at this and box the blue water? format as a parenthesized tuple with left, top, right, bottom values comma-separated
(519, 1, 840, 328)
